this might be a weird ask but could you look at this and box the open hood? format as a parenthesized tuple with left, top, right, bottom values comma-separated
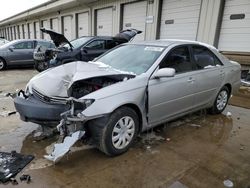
(28, 61, 135, 98)
(40, 28, 73, 48)
(114, 29, 142, 42)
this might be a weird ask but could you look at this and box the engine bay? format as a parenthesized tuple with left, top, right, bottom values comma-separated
(69, 75, 135, 99)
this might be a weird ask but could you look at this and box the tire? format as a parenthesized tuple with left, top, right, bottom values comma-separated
(89, 107, 139, 156)
(0, 58, 6, 70)
(34, 61, 49, 72)
(209, 86, 230, 114)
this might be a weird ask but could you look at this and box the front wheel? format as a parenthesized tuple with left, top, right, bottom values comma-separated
(0, 58, 6, 70)
(209, 86, 230, 114)
(90, 107, 139, 156)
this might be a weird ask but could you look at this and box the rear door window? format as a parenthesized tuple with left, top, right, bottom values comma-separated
(14, 41, 34, 49)
(159, 46, 193, 74)
(85, 40, 105, 49)
(192, 46, 223, 69)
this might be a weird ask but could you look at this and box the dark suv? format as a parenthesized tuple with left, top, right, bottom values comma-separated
(34, 28, 141, 72)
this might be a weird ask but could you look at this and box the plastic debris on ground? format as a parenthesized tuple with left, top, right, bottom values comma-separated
(44, 130, 85, 163)
(226, 112, 232, 118)
(0, 151, 34, 183)
(0, 111, 16, 117)
(223, 179, 234, 187)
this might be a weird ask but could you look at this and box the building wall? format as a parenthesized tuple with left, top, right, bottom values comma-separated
(0, 0, 249, 58)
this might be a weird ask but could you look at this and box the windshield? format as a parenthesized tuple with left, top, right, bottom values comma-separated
(64, 37, 92, 49)
(95, 45, 165, 75)
(0, 40, 16, 48)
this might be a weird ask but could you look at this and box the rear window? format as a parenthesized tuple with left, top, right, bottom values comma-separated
(192, 46, 222, 69)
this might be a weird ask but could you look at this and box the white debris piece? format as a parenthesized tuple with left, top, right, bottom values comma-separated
(226, 112, 232, 118)
(44, 131, 85, 163)
(223, 179, 234, 187)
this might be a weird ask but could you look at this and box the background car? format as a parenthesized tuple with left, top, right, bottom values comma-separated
(0, 39, 55, 70)
(0, 37, 9, 46)
(33, 28, 142, 72)
(14, 40, 241, 159)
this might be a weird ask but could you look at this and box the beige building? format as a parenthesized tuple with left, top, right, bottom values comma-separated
(0, 0, 249, 65)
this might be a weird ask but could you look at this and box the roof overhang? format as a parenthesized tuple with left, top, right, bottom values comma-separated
(0, 0, 99, 26)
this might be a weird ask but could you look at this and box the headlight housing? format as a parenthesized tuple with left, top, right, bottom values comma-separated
(72, 99, 95, 114)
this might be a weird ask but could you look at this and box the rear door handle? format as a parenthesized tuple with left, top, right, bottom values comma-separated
(187, 77, 195, 83)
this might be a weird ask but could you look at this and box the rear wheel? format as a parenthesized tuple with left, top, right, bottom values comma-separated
(89, 107, 139, 156)
(0, 58, 6, 70)
(209, 86, 230, 114)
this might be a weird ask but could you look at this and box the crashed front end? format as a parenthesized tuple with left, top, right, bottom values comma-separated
(14, 61, 138, 162)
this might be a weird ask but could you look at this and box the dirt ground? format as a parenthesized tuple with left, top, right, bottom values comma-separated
(0, 68, 250, 188)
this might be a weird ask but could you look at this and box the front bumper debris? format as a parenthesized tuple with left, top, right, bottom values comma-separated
(44, 130, 85, 163)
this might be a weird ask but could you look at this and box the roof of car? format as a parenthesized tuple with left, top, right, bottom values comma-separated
(131, 39, 217, 50)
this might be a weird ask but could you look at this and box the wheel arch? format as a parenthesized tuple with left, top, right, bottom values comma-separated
(224, 83, 232, 95)
(114, 103, 143, 133)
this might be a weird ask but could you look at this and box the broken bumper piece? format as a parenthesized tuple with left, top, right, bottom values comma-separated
(44, 130, 85, 163)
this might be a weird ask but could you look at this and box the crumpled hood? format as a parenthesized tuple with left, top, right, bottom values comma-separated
(28, 61, 135, 97)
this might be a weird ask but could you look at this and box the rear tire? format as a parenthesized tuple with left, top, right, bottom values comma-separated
(0, 58, 6, 70)
(209, 86, 230, 114)
(89, 107, 139, 156)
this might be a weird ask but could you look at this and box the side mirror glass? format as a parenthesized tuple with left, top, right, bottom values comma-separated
(153, 68, 175, 79)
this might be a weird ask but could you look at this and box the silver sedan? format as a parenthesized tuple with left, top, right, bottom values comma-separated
(14, 40, 241, 158)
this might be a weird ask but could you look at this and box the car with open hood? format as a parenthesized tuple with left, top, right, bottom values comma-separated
(33, 28, 142, 72)
(14, 40, 241, 162)
(0, 39, 54, 70)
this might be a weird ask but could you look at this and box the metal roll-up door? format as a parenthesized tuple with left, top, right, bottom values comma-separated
(62, 16, 73, 40)
(51, 18, 59, 33)
(34, 22, 40, 39)
(10, 27, 14, 40)
(19, 25, 23, 39)
(122, 1, 147, 41)
(77, 12, 89, 37)
(159, 0, 202, 40)
(29, 23, 35, 39)
(218, 0, 250, 52)
(41, 20, 50, 40)
(24, 24, 29, 39)
(96, 7, 113, 36)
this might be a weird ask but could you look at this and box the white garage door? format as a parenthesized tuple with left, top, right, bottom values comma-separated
(77, 12, 89, 37)
(159, 0, 202, 40)
(19, 25, 24, 39)
(96, 7, 113, 36)
(122, 1, 147, 41)
(218, 0, 250, 52)
(34, 22, 40, 39)
(29, 23, 35, 39)
(11, 27, 13, 40)
(41, 20, 50, 40)
(24, 24, 29, 39)
(51, 18, 59, 33)
(62, 16, 73, 40)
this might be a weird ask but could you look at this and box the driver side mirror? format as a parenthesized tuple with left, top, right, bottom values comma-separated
(9, 46, 15, 52)
(153, 68, 175, 79)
